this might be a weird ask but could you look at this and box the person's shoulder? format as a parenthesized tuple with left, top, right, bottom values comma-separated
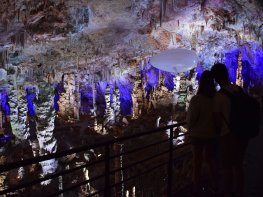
(223, 84, 240, 93)
(214, 90, 227, 101)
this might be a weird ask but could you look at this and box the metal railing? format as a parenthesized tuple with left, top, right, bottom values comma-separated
(0, 122, 191, 197)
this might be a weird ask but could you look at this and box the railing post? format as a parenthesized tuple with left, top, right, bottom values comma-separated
(105, 144, 111, 197)
(167, 127, 174, 197)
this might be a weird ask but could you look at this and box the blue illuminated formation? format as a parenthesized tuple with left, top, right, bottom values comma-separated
(54, 82, 64, 112)
(196, 64, 203, 81)
(54, 93, 59, 112)
(26, 87, 37, 117)
(0, 91, 10, 116)
(116, 77, 133, 116)
(0, 134, 12, 147)
(242, 60, 252, 89)
(147, 67, 159, 87)
(163, 72, 174, 91)
(224, 49, 239, 83)
(80, 85, 93, 113)
(224, 45, 263, 88)
(76, 45, 263, 118)
(241, 45, 263, 89)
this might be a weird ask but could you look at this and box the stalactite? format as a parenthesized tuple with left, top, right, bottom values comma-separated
(159, 0, 164, 27)
(204, 15, 209, 26)
(172, 0, 175, 10)
(10, 30, 26, 48)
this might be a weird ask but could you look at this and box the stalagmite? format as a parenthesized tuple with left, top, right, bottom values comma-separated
(177, 73, 188, 109)
(103, 84, 114, 133)
(91, 82, 97, 117)
(8, 68, 28, 140)
(112, 82, 121, 123)
(35, 81, 57, 184)
(172, 75, 180, 108)
(58, 73, 79, 120)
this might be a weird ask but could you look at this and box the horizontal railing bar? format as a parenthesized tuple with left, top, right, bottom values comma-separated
(52, 151, 191, 197)
(111, 151, 192, 189)
(110, 132, 189, 160)
(111, 141, 191, 174)
(52, 152, 191, 197)
(0, 122, 186, 173)
(110, 138, 170, 160)
(0, 158, 104, 195)
(48, 174, 105, 197)
(2, 147, 192, 195)
(110, 149, 170, 174)
(111, 160, 168, 188)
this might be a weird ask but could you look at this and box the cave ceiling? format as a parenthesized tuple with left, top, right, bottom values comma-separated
(0, 0, 263, 85)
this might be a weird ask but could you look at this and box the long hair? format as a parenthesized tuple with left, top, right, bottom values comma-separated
(197, 70, 216, 98)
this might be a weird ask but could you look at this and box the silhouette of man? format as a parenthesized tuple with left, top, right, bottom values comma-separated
(211, 63, 248, 197)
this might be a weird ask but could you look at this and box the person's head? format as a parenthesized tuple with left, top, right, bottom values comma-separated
(197, 70, 216, 98)
(211, 63, 229, 85)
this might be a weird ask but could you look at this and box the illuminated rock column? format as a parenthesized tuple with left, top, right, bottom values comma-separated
(58, 76, 69, 118)
(103, 84, 114, 133)
(172, 75, 180, 108)
(236, 51, 243, 87)
(25, 85, 41, 158)
(74, 73, 81, 120)
(90, 82, 97, 117)
(185, 70, 198, 111)
(132, 80, 139, 118)
(132, 81, 143, 118)
(147, 87, 157, 111)
(112, 83, 120, 123)
(132, 66, 144, 118)
(35, 81, 57, 183)
(92, 83, 102, 133)
(177, 73, 188, 109)
(7, 67, 28, 140)
(58, 73, 80, 120)
(158, 72, 165, 87)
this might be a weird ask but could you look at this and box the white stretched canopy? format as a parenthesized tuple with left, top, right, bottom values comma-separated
(150, 48, 198, 73)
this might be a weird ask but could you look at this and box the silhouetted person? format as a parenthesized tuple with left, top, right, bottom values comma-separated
(187, 70, 218, 196)
(211, 63, 248, 197)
